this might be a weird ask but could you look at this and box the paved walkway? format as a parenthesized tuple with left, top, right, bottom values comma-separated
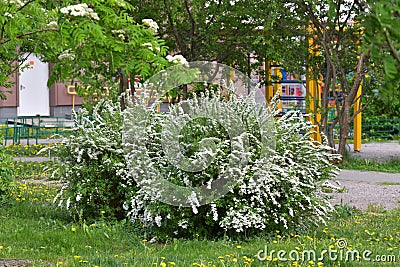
(325, 141, 400, 210)
(337, 169, 400, 183)
(331, 147, 400, 210)
(345, 141, 400, 162)
(14, 156, 56, 162)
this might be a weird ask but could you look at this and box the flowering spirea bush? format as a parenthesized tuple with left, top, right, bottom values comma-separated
(49, 88, 339, 238)
(122, 90, 340, 239)
(48, 99, 130, 220)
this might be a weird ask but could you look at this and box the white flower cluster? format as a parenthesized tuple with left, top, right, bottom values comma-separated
(47, 21, 58, 27)
(58, 49, 75, 61)
(4, 12, 13, 18)
(60, 3, 99, 20)
(142, 42, 161, 52)
(113, 0, 127, 7)
(166, 54, 188, 66)
(3, 0, 24, 7)
(112, 29, 126, 40)
(142, 18, 159, 34)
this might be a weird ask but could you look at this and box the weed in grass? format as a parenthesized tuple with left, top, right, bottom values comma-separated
(336, 186, 347, 193)
(332, 204, 360, 219)
(4, 143, 46, 157)
(12, 160, 58, 181)
(379, 182, 400, 186)
(366, 203, 390, 214)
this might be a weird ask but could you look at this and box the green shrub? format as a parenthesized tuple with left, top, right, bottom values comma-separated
(0, 139, 15, 203)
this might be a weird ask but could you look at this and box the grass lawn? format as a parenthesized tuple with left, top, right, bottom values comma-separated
(339, 158, 400, 173)
(1, 182, 399, 267)
(3, 146, 400, 266)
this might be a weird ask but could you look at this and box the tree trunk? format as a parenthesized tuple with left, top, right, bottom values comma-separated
(119, 69, 127, 111)
(182, 84, 189, 100)
(337, 105, 350, 156)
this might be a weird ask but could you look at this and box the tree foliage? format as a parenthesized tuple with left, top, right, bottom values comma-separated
(0, 0, 169, 101)
(362, 0, 400, 117)
(129, 0, 290, 78)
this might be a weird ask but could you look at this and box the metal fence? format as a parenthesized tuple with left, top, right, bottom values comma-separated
(1, 116, 74, 145)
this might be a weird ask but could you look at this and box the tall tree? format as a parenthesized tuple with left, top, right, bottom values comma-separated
(128, 0, 289, 101)
(0, 0, 169, 103)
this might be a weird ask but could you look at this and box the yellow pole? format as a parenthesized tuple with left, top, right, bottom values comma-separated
(353, 25, 363, 152)
(306, 36, 322, 142)
(353, 84, 362, 151)
(273, 64, 282, 112)
(67, 86, 77, 111)
(230, 68, 235, 84)
(265, 61, 274, 103)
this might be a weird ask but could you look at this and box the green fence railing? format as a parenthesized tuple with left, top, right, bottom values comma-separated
(328, 117, 400, 140)
(1, 116, 74, 145)
(361, 117, 400, 139)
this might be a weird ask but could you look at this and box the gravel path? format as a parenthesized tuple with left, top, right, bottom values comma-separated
(328, 141, 400, 210)
(330, 141, 400, 210)
(327, 180, 400, 210)
(337, 169, 400, 183)
(331, 170, 400, 210)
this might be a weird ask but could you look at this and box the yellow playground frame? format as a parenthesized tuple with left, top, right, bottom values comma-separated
(264, 62, 362, 152)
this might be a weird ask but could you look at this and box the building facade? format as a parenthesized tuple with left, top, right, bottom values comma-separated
(0, 54, 83, 121)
